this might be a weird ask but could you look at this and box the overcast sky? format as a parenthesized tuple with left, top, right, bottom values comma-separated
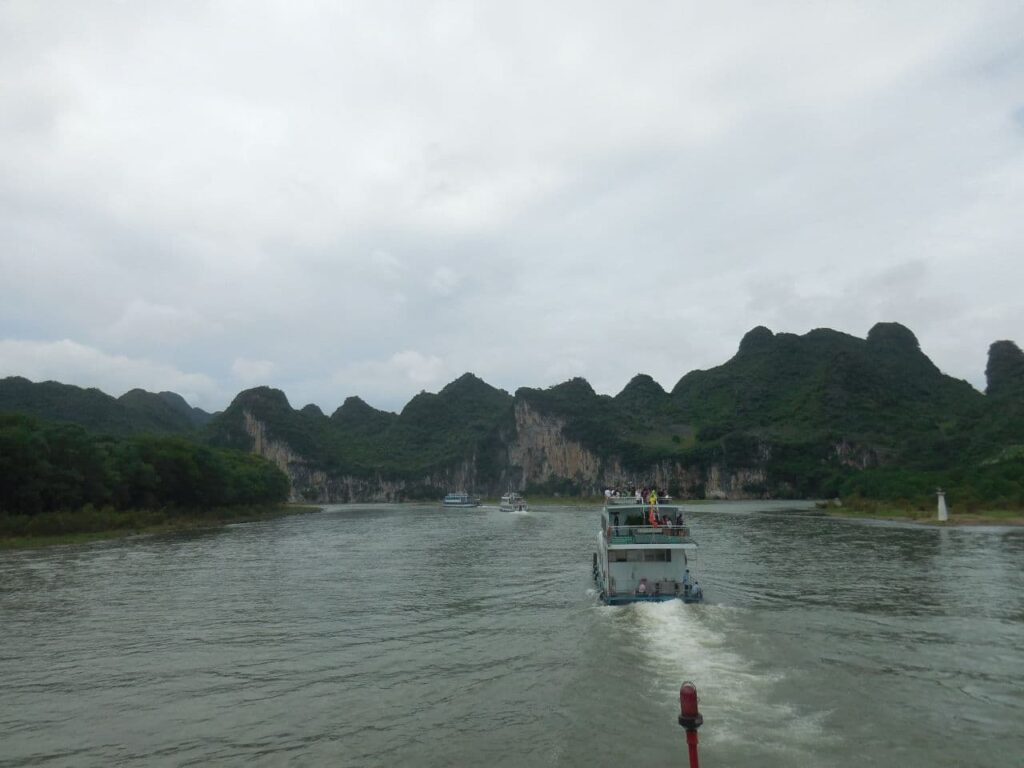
(2, 2, 1023, 413)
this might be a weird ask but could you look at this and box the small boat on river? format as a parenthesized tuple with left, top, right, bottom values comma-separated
(499, 492, 528, 512)
(442, 491, 480, 508)
(593, 495, 704, 604)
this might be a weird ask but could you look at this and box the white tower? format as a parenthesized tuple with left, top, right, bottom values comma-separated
(936, 488, 948, 522)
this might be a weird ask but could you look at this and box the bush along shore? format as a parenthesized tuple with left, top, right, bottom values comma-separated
(0, 503, 321, 549)
(0, 413, 300, 548)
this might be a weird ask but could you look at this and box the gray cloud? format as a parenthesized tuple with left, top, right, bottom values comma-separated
(2, 1, 1023, 411)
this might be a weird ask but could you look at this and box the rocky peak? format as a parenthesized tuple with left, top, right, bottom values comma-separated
(866, 322, 921, 354)
(737, 326, 774, 355)
(615, 374, 667, 408)
(985, 340, 1024, 397)
(229, 386, 292, 411)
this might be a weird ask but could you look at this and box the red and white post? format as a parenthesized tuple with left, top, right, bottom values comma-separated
(678, 681, 704, 768)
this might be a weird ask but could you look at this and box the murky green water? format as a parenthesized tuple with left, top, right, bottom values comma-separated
(1, 502, 1021, 766)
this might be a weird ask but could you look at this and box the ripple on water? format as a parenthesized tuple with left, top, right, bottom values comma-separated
(0, 503, 1021, 767)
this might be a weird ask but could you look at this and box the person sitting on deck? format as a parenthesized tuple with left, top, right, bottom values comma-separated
(637, 579, 648, 596)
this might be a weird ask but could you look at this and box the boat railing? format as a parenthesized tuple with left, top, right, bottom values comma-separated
(604, 496, 672, 506)
(607, 579, 699, 599)
(603, 503, 681, 517)
(603, 524, 692, 544)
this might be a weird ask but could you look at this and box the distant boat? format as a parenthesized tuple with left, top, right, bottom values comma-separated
(442, 492, 480, 508)
(499, 491, 528, 513)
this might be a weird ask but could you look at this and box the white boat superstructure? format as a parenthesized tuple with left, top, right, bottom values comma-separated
(499, 492, 528, 512)
(442, 492, 480, 508)
(593, 496, 704, 604)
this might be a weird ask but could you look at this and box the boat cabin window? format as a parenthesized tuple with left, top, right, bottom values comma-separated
(611, 549, 671, 562)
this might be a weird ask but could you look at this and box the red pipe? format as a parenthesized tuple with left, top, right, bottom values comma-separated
(686, 729, 700, 768)
(678, 682, 703, 768)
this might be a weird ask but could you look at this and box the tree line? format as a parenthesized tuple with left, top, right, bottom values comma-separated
(0, 413, 290, 516)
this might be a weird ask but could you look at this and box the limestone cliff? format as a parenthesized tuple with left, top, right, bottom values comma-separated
(504, 401, 769, 499)
(243, 400, 780, 502)
(243, 409, 484, 503)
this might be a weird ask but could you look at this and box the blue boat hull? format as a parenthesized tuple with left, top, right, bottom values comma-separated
(599, 591, 703, 605)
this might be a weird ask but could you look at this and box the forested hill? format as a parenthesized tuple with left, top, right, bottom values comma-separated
(206, 373, 515, 481)
(2, 323, 1023, 506)
(0, 377, 213, 436)
(184, 323, 1024, 504)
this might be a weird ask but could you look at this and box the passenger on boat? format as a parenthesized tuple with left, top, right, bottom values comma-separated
(648, 489, 658, 507)
(675, 511, 683, 526)
(637, 579, 648, 596)
(683, 569, 692, 593)
(691, 582, 703, 600)
(648, 507, 659, 526)
(634, 489, 642, 504)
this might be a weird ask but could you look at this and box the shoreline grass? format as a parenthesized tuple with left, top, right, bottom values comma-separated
(822, 500, 1024, 526)
(0, 503, 323, 550)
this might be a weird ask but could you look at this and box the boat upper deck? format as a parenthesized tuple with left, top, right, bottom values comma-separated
(601, 504, 696, 547)
(604, 524, 697, 547)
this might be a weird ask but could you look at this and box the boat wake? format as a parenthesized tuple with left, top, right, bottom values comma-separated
(622, 602, 836, 759)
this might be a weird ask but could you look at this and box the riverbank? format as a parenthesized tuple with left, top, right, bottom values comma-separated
(0, 503, 322, 550)
(490, 496, 1024, 525)
(822, 501, 1024, 526)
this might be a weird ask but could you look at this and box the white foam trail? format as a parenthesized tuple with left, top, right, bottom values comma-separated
(626, 602, 836, 756)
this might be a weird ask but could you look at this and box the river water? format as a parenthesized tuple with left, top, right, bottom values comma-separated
(1, 502, 1021, 767)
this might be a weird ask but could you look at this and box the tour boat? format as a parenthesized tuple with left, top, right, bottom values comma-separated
(442, 491, 480, 508)
(499, 491, 528, 512)
(593, 495, 704, 604)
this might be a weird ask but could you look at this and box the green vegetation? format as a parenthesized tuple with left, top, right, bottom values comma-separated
(0, 504, 316, 549)
(3, 325, 1024, 512)
(207, 373, 515, 481)
(832, 498, 1024, 525)
(0, 414, 290, 538)
(0, 376, 211, 436)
